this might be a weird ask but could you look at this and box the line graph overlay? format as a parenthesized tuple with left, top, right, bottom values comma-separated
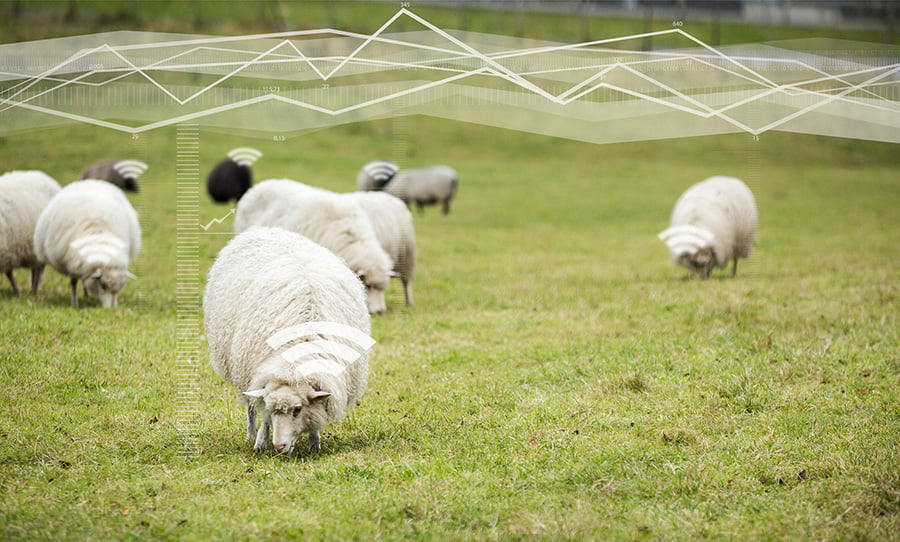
(0, 9, 897, 143)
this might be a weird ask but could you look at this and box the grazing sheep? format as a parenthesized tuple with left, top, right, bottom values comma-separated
(343, 191, 416, 307)
(33, 180, 141, 307)
(0, 170, 61, 295)
(204, 227, 373, 454)
(235, 179, 394, 315)
(356, 159, 398, 191)
(79, 159, 146, 192)
(384, 165, 459, 215)
(658, 176, 758, 279)
(207, 158, 252, 203)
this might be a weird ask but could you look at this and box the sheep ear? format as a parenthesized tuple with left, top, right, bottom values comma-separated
(356, 270, 366, 281)
(389, 270, 399, 278)
(125, 271, 137, 280)
(243, 389, 267, 399)
(90, 269, 103, 279)
(307, 390, 331, 403)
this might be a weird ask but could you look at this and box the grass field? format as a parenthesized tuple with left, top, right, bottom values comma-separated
(1, 1, 899, 540)
(1, 117, 897, 541)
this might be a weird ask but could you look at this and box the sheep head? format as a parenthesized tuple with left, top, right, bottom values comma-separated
(83, 267, 136, 307)
(677, 247, 715, 279)
(244, 382, 331, 454)
(357, 267, 390, 316)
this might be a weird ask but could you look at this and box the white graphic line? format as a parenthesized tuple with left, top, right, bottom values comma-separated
(0, 7, 896, 142)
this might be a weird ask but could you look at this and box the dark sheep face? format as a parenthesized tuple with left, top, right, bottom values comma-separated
(206, 159, 252, 203)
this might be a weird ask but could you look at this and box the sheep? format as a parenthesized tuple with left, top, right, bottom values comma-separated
(0, 170, 61, 295)
(33, 179, 141, 307)
(658, 176, 758, 279)
(203, 226, 373, 454)
(343, 191, 416, 307)
(234, 179, 394, 315)
(383, 165, 459, 215)
(207, 158, 252, 203)
(79, 159, 146, 192)
(356, 159, 398, 191)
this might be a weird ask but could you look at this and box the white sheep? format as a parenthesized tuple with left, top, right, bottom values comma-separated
(383, 165, 459, 215)
(0, 170, 61, 295)
(356, 159, 398, 191)
(343, 190, 416, 307)
(234, 179, 394, 315)
(33, 180, 141, 307)
(659, 176, 758, 279)
(204, 226, 373, 454)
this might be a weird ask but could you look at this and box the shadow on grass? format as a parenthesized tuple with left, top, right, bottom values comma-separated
(191, 426, 391, 463)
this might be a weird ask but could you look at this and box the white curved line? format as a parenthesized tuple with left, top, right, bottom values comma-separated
(70, 233, 127, 252)
(266, 321, 375, 351)
(658, 225, 715, 243)
(281, 340, 363, 366)
(293, 357, 346, 378)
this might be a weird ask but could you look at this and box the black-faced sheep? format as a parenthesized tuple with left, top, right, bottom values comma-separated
(33, 180, 141, 307)
(0, 170, 61, 295)
(206, 158, 252, 203)
(356, 160, 398, 191)
(659, 175, 758, 279)
(79, 160, 145, 192)
(204, 227, 372, 454)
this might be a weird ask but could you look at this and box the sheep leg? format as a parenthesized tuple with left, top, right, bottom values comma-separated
(403, 279, 413, 307)
(246, 404, 257, 441)
(69, 277, 79, 307)
(30, 265, 45, 295)
(253, 417, 270, 454)
(5, 271, 20, 296)
(307, 431, 321, 452)
(442, 200, 450, 215)
(731, 259, 738, 278)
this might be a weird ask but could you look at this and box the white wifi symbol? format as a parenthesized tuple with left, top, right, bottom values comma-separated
(113, 160, 149, 179)
(266, 321, 375, 378)
(363, 160, 398, 184)
(227, 147, 263, 167)
(658, 225, 716, 255)
(69, 233, 127, 266)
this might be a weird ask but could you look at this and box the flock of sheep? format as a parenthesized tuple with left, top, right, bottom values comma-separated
(0, 170, 140, 307)
(1, 150, 757, 454)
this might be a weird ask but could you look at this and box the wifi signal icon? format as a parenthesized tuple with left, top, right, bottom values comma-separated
(113, 160, 149, 179)
(363, 160, 398, 184)
(266, 321, 375, 378)
(70, 233, 127, 266)
(227, 147, 263, 167)
(658, 225, 716, 255)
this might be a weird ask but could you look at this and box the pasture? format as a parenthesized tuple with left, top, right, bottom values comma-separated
(1, 1, 898, 540)
(1, 116, 897, 540)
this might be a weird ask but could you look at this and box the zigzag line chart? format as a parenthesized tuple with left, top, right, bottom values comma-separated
(1, 8, 898, 143)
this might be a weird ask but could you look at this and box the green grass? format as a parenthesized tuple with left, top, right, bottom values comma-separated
(1, 117, 897, 541)
(1, 1, 899, 540)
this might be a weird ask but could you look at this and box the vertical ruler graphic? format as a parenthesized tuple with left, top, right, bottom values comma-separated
(130, 132, 148, 310)
(175, 124, 201, 457)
